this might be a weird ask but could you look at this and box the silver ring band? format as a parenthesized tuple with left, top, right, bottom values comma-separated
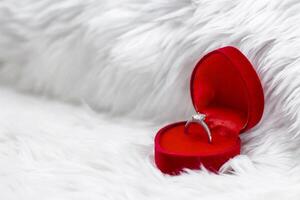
(184, 113, 212, 143)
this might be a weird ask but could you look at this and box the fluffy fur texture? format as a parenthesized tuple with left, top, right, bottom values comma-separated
(1, 0, 300, 199)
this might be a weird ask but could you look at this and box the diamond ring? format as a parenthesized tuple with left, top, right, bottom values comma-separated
(185, 113, 212, 143)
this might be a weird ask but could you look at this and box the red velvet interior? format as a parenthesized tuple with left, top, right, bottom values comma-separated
(160, 107, 244, 155)
(191, 52, 249, 130)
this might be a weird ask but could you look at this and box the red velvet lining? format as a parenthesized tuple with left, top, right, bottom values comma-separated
(191, 52, 249, 129)
(160, 124, 238, 155)
(190, 46, 264, 131)
(159, 107, 243, 155)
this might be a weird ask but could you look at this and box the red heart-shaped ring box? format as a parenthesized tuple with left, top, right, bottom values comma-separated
(154, 46, 264, 175)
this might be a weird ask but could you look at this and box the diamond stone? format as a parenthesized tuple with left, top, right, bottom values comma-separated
(192, 113, 206, 121)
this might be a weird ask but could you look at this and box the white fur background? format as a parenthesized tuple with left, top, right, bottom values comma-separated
(1, 0, 300, 199)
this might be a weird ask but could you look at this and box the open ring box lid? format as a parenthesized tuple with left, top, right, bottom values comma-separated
(154, 46, 264, 175)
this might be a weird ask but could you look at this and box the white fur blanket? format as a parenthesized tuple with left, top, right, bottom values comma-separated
(1, 0, 300, 199)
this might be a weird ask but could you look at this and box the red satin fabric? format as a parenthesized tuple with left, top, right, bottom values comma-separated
(154, 46, 264, 175)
